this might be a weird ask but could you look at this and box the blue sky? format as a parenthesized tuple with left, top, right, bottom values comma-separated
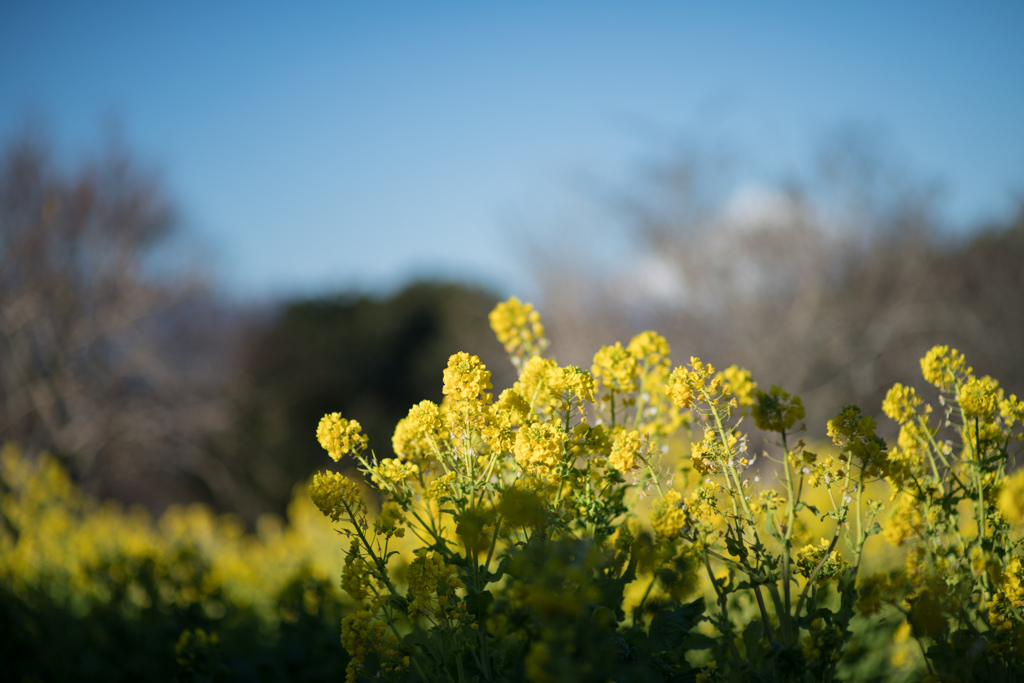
(2, 2, 1022, 302)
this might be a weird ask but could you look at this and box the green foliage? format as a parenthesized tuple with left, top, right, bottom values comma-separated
(0, 445, 350, 681)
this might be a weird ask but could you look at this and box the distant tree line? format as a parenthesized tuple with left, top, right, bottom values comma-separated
(529, 128, 1024, 444)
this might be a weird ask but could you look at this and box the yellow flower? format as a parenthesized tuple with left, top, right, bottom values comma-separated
(375, 501, 406, 538)
(513, 422, 566, 474)
(666, 367, 694, 408)
(340, 595, 392, 683)
(651, 490, 686, 539)
(370, 458, 418, 489)
(442, 352, 493, 403)
(308, 471, 366, 523)
(316, 413, 368, 461)
(489, 297, 547, 362)
(407, 549, 463, 619)
(557, 365, 596, 405)
(341, 544, 373, 600)
(998, 468, 1024, 525)
(666, 357, 717, 409)
(882, 383, 923, 425)
(608, 427, 644, 473)
(592, 342, 639, 395)
(884, 494, 923, 546)
(958, 375, 1000, 422)
(513, 356, 563, 417)
(425, 472, 458, 500)
(392, 400, 445, 460)
(827, 405, 888, 477)
(999, 394, 1024, 431)
(795, 538, 847, 584)
(719, 365, 757, 408)
(627, 330, 671, 370)
(493, 388, 531, 428)
(920, 345, 970, 392)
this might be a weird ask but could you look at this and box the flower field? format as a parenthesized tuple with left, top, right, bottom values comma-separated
(3, 296, 1024, 682)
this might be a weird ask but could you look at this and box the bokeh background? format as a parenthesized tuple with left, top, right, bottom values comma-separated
(2, 4, 1024, 680)
(2, 1, 1023, 522)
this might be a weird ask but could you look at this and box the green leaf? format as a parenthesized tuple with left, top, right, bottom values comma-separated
(725, 534, 748, 561)
(681, 633, 719, 650)
(648, 598, 705, 652)
(742, 619, 765, 661)
(484, 556, 509, 583)
(465, 590, 494, 622)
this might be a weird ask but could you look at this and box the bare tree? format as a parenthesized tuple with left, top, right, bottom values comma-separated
(0, 129, 235, 509)
(526, 128, 1023, 441)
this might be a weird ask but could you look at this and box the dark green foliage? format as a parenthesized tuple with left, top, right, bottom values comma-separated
(219, 281, 510, 520)
(0, 562, 349, 682)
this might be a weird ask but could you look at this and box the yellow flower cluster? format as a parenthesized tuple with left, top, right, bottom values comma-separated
(591, 342, 639, 395)
(627, 330, 671, 370)
(882, 383, 924, 425)
(442, 351, 493, 404)
(305, 300, 1024, 681)
(513, 357, 597, 419)
(512, 356, 560, 417)
(489, 296, 547, 363)
(513, 422, 566, 475)
(989, 556, 1024, 652)
(688, 427, 739, 476)
(340, 595, 405, 683)
(425, 472, 458, 500)
(308, 471, 366, 523)
(375, 501, 406, 538)
(998, 468, 1024, 525)
(608, 427, 644, 473)
(755, 489, 785, 514)
(484, 388, 530, 452)
(794, 538, 847, 584)
(341, 540, 374, 600)
(666, 357, 718, 410)
(883, 494, 924, 546)
(316, 412, 368, 461)
(551, 364, 596, 405)
(920, 345, 970, 391)
(1, 444, 349, 638)
(826, 406, 888, 477)
(719, 365, 758, 408)
(1000, 393, 1024, 432)
(651, 490, 686, 540)
(958, 375, 1001, 421)
(391, 400, 445, 460)
(370, 458, 418, 489)
(407, 549, 464, 619)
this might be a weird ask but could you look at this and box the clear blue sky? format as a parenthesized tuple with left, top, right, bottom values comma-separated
(2, 2, 1022, 302)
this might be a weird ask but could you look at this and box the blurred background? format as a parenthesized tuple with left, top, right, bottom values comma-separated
(2, 2, 1023, 524)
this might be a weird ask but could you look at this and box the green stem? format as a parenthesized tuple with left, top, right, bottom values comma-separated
(703, 551, 743, 668)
